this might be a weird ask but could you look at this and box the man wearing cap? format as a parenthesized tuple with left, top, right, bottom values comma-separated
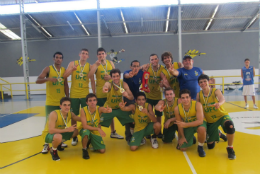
(168, 55, 203, 100)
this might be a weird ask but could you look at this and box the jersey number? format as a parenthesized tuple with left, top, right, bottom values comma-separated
(56, 89, 60, 93)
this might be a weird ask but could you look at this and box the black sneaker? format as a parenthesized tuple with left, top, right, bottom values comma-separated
(219, 132, 227, 142)
(193, 136, 196, 144)
(57, 144, 65, 151)
(227, 147, 236, 160)
(198, 146, 206, 157)
(50, 149, 60, 161)
(157, 132, 163, 139)
(82, 149, 90, 159)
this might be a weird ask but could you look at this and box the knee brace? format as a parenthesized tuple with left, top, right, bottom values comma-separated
(224, 121, 235, 134)
(207, 141, 215, 149)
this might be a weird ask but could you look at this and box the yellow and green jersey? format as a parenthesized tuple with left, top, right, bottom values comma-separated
(199, 88, 228, 123)
(146, 64, 164, 100)
(95, 60, 113, 98)
(70, 60, 90, 98)
(42, 110, 71, 138)
(103, 79, 123, 109)
(46, 65, 66, 106)
(162, 62, 180, 98)
(130, 103, 151, 132)
(163, 98, 178, 127)
(78, 106, 100, 136)
(178, 101, 197, 123)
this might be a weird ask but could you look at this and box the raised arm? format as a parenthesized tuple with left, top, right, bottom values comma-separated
(155, 100, 166, 112)
(122, 82, 134, 100)
(211, 89, 225, 109)
(36, 66, 56, 84)
(48, 111, 76, 134)
(168, 65, 179, 77)
(119, 101, 135, 112)
(160, 72, 170, 88)
(63, 61, 78, 78)
(103, 81, 111, 93)
(88, 60, 100, 78)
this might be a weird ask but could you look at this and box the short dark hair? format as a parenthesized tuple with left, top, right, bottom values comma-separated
(110, 68, 121, 77)
(149, 54, 158, 59)
(131, 60, 140, 66)
(97, 47, 106, 55)
(244, 58, 250, 62)
(53, 52, 63, 59)
(136, 92, 146, 100)
(80, 48, 89, 53)
(198, 74, 209, 83)
(164, 87, 174, 94)
(161, 52, 173, 63)
(179, 89, 191, 98)
(86, 93, 97, 102)
(60, 97, 71, 105)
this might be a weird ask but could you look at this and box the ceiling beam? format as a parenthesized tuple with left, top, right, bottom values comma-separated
(120, 9, 128, 34)
(204, 5, 219, 31)
(241, 10, 259, 31)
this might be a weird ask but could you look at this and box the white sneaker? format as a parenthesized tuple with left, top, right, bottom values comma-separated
(254, 105, 258, 109)
(150, 138, 159, 149)
(140, 138, 146, 145)
(244, 104, 249, 109)
(41, 143, 49, 154)
(71, 137, 78, 146)
(110, 131, 124, 139)
(61, 143, 68, 148)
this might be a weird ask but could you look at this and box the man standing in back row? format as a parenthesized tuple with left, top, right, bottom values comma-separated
(36, 52, 69, 154)
(63, 49, 95, 146)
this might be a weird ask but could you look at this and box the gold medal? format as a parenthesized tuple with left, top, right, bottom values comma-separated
(79, 73, 84, 77)
(58, 78, 62, 82)
(79, 60, 86, 78)
(113, 82, 125, 93)
(120, 88, 125, 93)
(138, 105, 143, 111)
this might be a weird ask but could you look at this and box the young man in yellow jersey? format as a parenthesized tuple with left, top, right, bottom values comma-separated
(36, 52, 69, 154)
(161, 52, 182, 98)
(197, 74, 236, 160)
(155, 87, 179, 143)
(42, 97, 81, 161)
(175, 89, 207, 157)
(63, 48, 95, 146)
(119, 92, 161, 150)
(79, 93, 112, 159)
(100, 69, 134, 130)
(143, 54, 169, 139)
(88, 48, 124, 139)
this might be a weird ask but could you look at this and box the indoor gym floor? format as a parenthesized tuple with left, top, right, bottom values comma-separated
(1, 91, 260, 174)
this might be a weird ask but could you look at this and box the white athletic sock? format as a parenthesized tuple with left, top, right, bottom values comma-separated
(83, 148, 87, 150)
(227, 145, 233, 148)
(198, 142, 204, 146)
(52, 147, 57, 150)
(130, 128, 134, 135)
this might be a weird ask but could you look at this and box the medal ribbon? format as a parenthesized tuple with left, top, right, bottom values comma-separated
(53, 64, 61, 78)
(79, 60, 86, 74)
(60, 110, 68, 128)
(87, 106, 96, 125)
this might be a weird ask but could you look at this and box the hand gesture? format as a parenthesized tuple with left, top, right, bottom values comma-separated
(159, 80, 164, 87)
(119, 101, 127, 109)
(128, 71, 134, 78)
(143, 64, 149, 72)
(104, 105, 112, 113)
(141, 108, 148, 115)
(168, 64, 175, 75)
(98, 128, 106, 137)
(67, 124, 77, 132)
(158, 104, 166, 112)
(164, 119, 171, 129)
(104, 74, 110, 81)
(95, 59, 101, 66)
(122, 91, 128, 98)
(48, 78, 58, 82)
(103, 86, 109, 93)
(178, 137, 188, 147)
(72, 64, 78, 71)
(210, 103, 220, 109)
(175, 120, 187, 128)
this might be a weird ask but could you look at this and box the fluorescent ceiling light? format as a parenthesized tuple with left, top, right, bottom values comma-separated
(120, 10, 128, 34)
(74, 12, 90, 35)
(205, 5, 219, 31)
(0, 23, 21, 40)
(0, 0, 258, 15)
(27, 14, 52, 37)
(165, 6, 171, 32)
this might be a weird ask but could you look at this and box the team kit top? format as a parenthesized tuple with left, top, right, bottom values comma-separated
(242, 66, 254, 85)
(162, 98, 178, 127)
(42, 110, 72, 137)
(95, 60, 113, 99)
(199, 88, 229, 123)
(46, 65, 66, 106)
(78, 106, 101, 136)
(70, 60, 90, 98)
(130, 103, 151, 132)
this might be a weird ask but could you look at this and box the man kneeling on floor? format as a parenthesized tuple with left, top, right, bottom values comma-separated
(42, 97, 81, 161)
(119, 92, 161, 150)
(78, 93, 112, 159)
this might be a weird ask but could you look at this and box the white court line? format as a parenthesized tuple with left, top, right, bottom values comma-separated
(0, 114, 11, 117)
(175, 133, 197, 174)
